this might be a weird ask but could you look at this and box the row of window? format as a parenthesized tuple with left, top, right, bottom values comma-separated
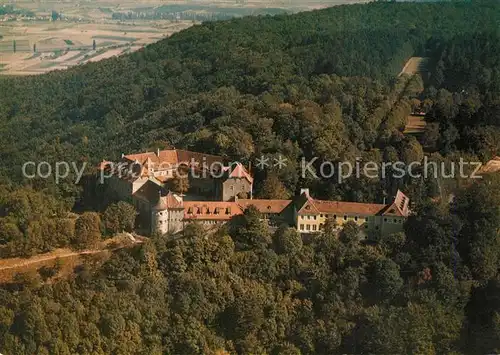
(158, 211, 183, 217)
(298, 223, 384, 232)
(300, 215, 404, 224)
(160, 219, 221, 226)
(383, 218, 404, 224)
(300, 214, 368, 222)
(299, 224, 320, 231)
(186, 207, 232, 215)
(159, 219, 183, 224)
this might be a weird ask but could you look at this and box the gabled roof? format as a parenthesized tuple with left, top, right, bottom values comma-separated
(295, 192, 320, 214)
(311, 200, 387, 216)
(295, 190, 410, 217)
(236, 199, 292, 214)
(184, 201, 243, 221)
(380, 190, 409, 217)
(123, 150, 178, 166)
(222, 162, 253, 184)
(123, 149, 224, 172)
(153, 191, 184, 210)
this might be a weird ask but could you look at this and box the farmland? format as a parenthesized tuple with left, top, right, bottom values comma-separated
(0, 0, 370, 75)
(0, 21, 194, 75)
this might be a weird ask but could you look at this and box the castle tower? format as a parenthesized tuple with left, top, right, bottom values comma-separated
(151, 191, 184, 235)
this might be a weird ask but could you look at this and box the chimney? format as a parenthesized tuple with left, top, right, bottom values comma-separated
(157, 148, 160, 157)
(121, 153, 124, 158)
(300, 188, 310, 198)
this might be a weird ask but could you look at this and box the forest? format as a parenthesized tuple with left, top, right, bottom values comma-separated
(0, 0, 499, 353)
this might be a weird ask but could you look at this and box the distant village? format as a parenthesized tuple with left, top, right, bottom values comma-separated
(100, 149, 410, 238)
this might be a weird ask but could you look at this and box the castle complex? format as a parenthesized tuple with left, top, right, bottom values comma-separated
(100, 149, 409, 238)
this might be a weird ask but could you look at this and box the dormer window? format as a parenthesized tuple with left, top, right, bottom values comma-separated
(187, 207, 193, 214)
(226, 207, 231, 215)
(214, 207, 220, 215)
(196, 207, 201, 214)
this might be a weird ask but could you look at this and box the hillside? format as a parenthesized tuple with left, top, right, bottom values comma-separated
(0, 1, 499, 354)
(0, 2, 499, 188)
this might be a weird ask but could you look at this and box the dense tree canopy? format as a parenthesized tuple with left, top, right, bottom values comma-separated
(0, 177, 496, 353)
(0, 1, 499, 353)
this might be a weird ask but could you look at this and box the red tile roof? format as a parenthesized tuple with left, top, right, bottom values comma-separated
(296, 190, 410, 217)
(184, 201, 243, 221)
(380, 190, 409, 217)
(124, 149, 224, 172)
(237, 199, 291, 214)
(309, 200, 387, 216)
(225, 163, 253, 183)
(117, 150, 254, 185)
(153, 192, 184, 210)
(295, 193, 320, 214)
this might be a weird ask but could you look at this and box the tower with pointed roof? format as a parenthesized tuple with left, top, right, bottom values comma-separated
(152, 191, 185, 235)
(220, 162, 253, 201)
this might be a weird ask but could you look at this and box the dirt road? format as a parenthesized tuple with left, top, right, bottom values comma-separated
(0, 235, 145, 272)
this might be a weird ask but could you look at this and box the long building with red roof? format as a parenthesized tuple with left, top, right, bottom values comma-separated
(102, 149, 410, 237)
